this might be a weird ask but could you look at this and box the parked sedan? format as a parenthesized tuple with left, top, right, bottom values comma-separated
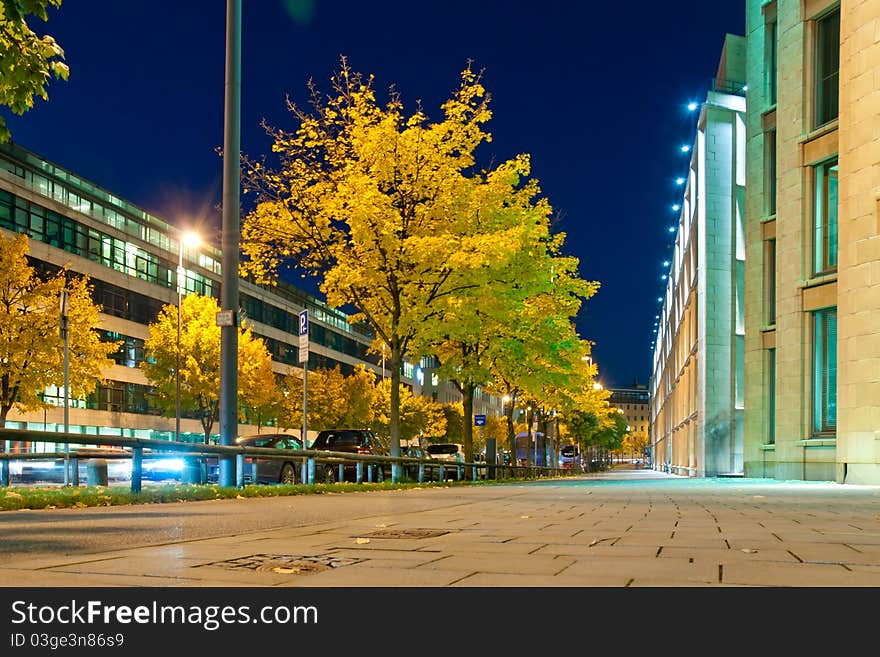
(426, 443, 466, 480)
(206, 433, 304, 485)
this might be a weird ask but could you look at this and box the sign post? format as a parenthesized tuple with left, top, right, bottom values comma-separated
(474, 414, 486, 480)
(299, 310, 309, 451)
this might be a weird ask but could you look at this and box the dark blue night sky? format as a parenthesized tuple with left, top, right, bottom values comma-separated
(5, 1, 745, 389)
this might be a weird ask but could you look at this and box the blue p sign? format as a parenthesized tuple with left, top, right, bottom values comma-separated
(299, 309, 309, 336)
(474, 414, 486, 426)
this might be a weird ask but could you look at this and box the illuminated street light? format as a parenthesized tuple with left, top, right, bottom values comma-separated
(672, 204, 681, 211)
(687, 102, 698, 111)
(668, 226, 676, 233)
(592, 383, 603, 391)
(177, 230, 201, 444)
(681, 145, 690, 153)
(661, 274, 667, 280)
(676, 177, 685, 185)
(663, 261, 670, 267)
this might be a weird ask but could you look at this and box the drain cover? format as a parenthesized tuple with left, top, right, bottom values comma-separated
(201, 553, 362, 574)
(361, 528, 449, 539)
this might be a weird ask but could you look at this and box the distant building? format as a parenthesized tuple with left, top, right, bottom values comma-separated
(609, 382, 650, 437)
(650, 34, 747, 477)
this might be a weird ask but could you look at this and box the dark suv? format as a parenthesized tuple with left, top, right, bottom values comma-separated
(309, 429, 388, 483)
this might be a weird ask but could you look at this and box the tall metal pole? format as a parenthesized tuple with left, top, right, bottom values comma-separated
(59, 289, 70, 486)
(219, 0, 241, 487)
(176, 246, 183, 443)
(302, 362, 308, 448)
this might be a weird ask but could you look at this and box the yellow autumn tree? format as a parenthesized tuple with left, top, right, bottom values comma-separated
(141, 293, 277, 443)
(242, 58, 536, 467)
(0, 232, 117, 427)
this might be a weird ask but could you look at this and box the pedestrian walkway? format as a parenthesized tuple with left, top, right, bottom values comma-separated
(2, 467, 880, 586)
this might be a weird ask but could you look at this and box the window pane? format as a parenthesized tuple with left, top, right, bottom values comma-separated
(815, 9, 840, 127)
(767, 348, 776, 444)
(813, 160, 838, 274)
(813, 308, 837, 434)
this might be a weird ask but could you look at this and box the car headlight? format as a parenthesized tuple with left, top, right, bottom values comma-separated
(145, 458, 185, 472)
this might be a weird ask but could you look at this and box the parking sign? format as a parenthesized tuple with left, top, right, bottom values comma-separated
(298, 310, 309, 363)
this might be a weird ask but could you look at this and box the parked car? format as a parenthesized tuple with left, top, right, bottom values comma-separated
(400, 444, 434, 481)
(309, 429, 388, 483)
(426, 443, 466, 480)
(205, 433, 304, 485)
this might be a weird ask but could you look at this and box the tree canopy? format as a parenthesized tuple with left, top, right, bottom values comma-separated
(141, 293, 276, 443)
(0, 0, 68, 142)
(0, 232, 116, 426)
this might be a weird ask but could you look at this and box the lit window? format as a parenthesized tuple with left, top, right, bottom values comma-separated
(814, 8, 840, 127)
(813, 159, 838, 274)
(812, 308, 837, 435)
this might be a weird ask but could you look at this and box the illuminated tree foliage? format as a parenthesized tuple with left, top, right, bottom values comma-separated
(141, 294, 275, 443)
(0, 0, 69, 142)
(0, 233, 116, 426)
(242, 58, 537, 462)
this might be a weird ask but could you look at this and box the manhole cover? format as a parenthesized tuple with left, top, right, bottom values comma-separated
(200, 553, 362, 574)
(361, 528, 449, 539)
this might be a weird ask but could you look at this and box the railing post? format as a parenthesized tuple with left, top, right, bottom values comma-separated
(367, 463, 374, 483)
(439, 464, 445, 481)
(131, 447, 142, 493)
(70, 458, 79, 486)
(338, 463, 344, 483)
(1, 459, 9, 487)
(418, 463, 424, 483)
(235, 454, 244, 489)
(472, 466, 477, 481)
(356, 461, 363, 484)
(307, 457, 315, 485)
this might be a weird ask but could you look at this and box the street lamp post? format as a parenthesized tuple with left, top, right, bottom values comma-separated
(176, 231, 201, 444)
(59, 288, 70, 486)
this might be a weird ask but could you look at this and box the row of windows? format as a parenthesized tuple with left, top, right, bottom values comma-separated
(0, 191, 214, 296)
(0, 145, 222, 276)
(763, 4, 839, 128)
(0, 183, 377, 367)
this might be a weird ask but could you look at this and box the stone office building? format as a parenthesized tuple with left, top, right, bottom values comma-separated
(650, 35, 747, 477)
(743, 0, 880, 484)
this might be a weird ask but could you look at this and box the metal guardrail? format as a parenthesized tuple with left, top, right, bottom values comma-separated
(0, 428, 576, 492)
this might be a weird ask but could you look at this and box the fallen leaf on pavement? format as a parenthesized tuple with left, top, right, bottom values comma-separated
(272, 567, 301, 574)
(741, 548, 758, 553)
(520, 515, 532, 519)
(753, 495, 765, 499)
(355, 538, 370, 544)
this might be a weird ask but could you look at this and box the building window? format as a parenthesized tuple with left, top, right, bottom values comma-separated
(814, 7, 840, 128)
(764, 239, 776, 325)
(813, 159, 838, 275)
(765, 130, 776, 216)
(766, 348, 776, 444)
(766, 19, 778, 106)
(812, 308, 837, 435)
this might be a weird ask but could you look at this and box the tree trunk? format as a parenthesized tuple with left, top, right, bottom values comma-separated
(461, 382, 476, 478)
(389, 344, 401, 458)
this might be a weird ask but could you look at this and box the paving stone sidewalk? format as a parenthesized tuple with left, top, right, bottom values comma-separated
(2, 467, 880, 587)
